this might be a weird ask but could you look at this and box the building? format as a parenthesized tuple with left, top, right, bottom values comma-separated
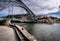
(7, 14, 29, 20)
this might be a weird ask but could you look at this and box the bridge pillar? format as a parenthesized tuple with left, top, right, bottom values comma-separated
(4, 19, 11, 26)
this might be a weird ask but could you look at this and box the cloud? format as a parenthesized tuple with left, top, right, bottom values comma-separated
(22, 0, 60, 15)
(0, 0, 60, 16)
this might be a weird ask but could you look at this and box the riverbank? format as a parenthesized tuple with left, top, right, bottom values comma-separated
(0, 16, 60, 24)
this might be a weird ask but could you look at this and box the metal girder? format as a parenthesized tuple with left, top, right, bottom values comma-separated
(0, 2, 11, 10)
(0, 0, 35, 20)
(0, 0, 16, 10)
(16, 0, 35, 20)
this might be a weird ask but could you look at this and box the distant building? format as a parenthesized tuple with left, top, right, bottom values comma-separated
(7, 14, 29, 20)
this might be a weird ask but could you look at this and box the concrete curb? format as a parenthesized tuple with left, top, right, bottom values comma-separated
(10, 24, 38, 41)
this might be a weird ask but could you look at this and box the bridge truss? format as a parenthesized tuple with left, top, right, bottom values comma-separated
(0, 0, 35, 20)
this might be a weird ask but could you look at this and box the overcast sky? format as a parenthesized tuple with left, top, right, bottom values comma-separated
(22, 0, 60, 14)
(0, 0, 60, 17)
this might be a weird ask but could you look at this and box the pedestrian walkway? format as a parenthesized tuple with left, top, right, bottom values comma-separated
(0, 26, 19, 41)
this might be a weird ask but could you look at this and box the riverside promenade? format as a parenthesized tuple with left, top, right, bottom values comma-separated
(0, 26, 19, 41)
(0, 19, 37, 41)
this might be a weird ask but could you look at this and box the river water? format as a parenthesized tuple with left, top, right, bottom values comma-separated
(20, 23, 60, 41)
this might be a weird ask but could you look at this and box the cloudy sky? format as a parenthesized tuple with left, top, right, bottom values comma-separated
(0, 0, 60, 17)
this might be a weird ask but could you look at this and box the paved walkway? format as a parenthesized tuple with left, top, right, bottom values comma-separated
(0, 26, 19, 41)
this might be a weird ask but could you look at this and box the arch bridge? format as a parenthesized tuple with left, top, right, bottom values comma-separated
(0, 0, 36, 20)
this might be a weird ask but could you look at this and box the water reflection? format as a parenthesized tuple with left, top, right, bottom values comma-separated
(22, 23, 60, 41)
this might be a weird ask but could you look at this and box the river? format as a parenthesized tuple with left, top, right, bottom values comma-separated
(19, 23, 60, 41)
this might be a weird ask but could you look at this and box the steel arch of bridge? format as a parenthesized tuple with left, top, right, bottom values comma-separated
(0, 0, 35, 20)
